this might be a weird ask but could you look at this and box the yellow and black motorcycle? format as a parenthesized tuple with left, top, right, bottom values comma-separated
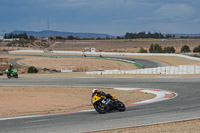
(91, 93, 126, 114)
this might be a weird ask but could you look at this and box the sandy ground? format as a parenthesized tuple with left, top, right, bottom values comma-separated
(0, 55, 137, 73)
(18, 57, 137, 72)
(90, 119, 200, 133)
(0, 86, 154, 118)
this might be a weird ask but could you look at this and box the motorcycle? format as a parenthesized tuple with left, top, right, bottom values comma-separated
(91, 93, 126, 114)
(6, 69, 18, 79)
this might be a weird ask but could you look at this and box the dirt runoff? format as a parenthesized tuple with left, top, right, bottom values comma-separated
(91, 119, 200, 133)
(0, 86, 154, 118)
(18, 57, 137, 72)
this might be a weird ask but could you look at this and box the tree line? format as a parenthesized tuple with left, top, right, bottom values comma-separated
(4, 31, 200, 40)
(4, 33, 95, 40)
(139, 44, 200, 53)
(124, 32, 176, 39)
(4, 33, 29, 39)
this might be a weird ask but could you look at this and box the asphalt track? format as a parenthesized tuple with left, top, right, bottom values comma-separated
(0, 77, 200, 133)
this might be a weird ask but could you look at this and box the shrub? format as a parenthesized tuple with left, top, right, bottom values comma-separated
(193, 45, 200, 52)
(139, 47, 147, 53)
(149, 44, 163, 53)
(28, 66, 38, 73)
(181, 45, 190, 53)
(163, 46, 175, 53)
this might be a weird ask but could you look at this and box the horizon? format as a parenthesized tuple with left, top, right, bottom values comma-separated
(1, 0, 200, 36)
(8, 30, 200, 36)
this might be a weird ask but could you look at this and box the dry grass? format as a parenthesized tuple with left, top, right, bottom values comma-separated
(48, 39, 200, 53)
(1, 38, 200, 53)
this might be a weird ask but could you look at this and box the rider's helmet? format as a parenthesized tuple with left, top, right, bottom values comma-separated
(92, 89, 98, 94)
(10, 64, 13, 67)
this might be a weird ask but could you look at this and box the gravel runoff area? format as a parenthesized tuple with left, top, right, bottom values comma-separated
(0, 86, 154, 118)
(18, 56, 138, 72)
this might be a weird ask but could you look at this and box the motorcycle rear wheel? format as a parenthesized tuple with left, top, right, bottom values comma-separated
(116, 101, 126, 111)
(94, 102, 108, 114)
(14, 74, 18, 78)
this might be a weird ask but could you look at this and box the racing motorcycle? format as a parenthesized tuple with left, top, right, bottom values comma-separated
(6, 69, 18, 79)
(91, 94, 126, 114)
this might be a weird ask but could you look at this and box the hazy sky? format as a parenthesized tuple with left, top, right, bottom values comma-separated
(0, 0, 200, 35)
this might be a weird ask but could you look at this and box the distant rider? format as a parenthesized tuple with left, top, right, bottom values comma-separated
(92, 89, 113, 99)
(8, 64, 14, 73)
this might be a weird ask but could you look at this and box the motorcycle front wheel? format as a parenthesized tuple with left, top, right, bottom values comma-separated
(7, 73, 11, 79)
(116, 101, 126, 112)
(94, 102, 108, 114)
(14, 74, 18, 78)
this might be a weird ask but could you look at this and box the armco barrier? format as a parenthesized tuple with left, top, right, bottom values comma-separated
(86, 65, 200, 75)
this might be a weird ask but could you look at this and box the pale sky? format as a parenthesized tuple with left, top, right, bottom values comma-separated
(0, 0, 200, 35)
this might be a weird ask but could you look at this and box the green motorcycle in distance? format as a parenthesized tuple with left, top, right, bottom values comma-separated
(6, 69, 18, 79)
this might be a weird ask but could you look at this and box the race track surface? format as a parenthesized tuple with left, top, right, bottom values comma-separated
(0, 77, 200, 133)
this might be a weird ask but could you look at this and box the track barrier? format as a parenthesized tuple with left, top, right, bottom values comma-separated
(86, 65, 200, 75)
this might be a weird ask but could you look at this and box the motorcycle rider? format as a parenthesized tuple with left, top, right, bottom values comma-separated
(92, 89, 113, 100)
(8, 64, 14, 74)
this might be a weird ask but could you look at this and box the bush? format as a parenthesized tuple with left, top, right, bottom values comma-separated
(163, 46, 175, 53)
(193, 45, 200, 52)
(139, 47, 147, 53)
(181, 45, 191, 53)
(28, 66, 38, 73)
(149, 44, 163, 53)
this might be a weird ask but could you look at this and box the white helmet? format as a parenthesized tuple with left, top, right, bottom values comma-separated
(92, 89, 98, 93)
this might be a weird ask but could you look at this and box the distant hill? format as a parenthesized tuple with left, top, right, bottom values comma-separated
(8, 30, 200, 39)
(10, 30, 114, 39)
